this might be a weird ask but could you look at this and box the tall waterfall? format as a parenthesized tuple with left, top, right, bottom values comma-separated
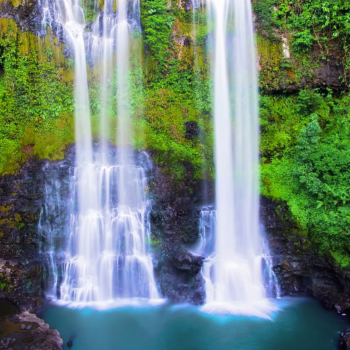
(200, 0, 277, 317)
(39, 0, 159, 305)
(194, 208, 280, 311)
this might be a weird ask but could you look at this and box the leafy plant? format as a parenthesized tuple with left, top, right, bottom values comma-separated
(261, 91, 350, 267)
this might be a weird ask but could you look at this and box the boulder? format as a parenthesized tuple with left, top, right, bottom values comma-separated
(0, 311, 63, 350)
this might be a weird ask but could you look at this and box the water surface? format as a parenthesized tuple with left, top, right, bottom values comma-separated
(43, 297, 348, 350)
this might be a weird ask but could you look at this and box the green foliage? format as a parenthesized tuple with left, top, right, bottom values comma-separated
(254, 0, 350, 79)
(0, 5, 210, 183)
(138, 2, 213, 179)
(82, 11, 213, 181)
(261, 90, 350, 267)
(281, 0, 350, 54)
(141, 0, 175, 78)
(260, 89, 328, 158)
(0, 19, 74, 174)
(82, 0, 101, 23)
(140, 87, 213, 180)
(292, 30, 315, 52)
(2, 0, 350, 271)
(252, 0, 280, 40)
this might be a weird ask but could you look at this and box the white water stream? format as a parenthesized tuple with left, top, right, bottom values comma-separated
(39, 0, 277, 314)
(39, 0, 159, 305)
(194, 0, 278, 317)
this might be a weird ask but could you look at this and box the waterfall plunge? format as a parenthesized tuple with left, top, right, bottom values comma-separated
(39, 0, 159, 306)
(200, 0, 278, 317)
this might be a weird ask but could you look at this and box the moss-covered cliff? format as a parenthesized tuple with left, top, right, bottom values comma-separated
(0, 18, 75, 175)
(1, 0, 350, 304)
(253, 0, 350, 268)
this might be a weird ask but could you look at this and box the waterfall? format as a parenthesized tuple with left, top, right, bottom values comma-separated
(38, 0, 276, 311)
(194, 209, 280, 311)
(198, 0, 278, 317)
(59, 155, 159, 303)
(39, 0, 159, 305)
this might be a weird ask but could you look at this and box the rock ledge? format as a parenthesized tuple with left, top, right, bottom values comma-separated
(0, 311, 63, 350)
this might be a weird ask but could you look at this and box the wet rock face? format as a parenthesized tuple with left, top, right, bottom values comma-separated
(0, 148, 74, 312)
(156, 241, 205, 305)
(0, 161, 46, 311)
(0, 148, 211, 308)
(277, 53, 346, 92)
(149, 163, 214, 304)
(0, 0, 73, 59)
(3, 149, 350, 312)
(0, 0, 41, 33)
(261, 196, 350, 313)
(310, 54, 345, 90)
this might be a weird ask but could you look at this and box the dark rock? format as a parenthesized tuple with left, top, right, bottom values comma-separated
(149, 160, 213, 305)
(0, 337, 15, 349)
(172, 251, 204, 275)
(277, 53, 346, 92)
(339, 329, 350, 350)
(66, 334, 75, 348)
(183, 37, 192, 47)
(0, 311, 63, 350)
(0, 147, 74, 312)
(184, 121, 199, 140)
(0, 145, 212, 308)
(0, 0, 41, 34)
(3, 143, 350, 313)
(261, 196, 350, 312)
(155, 239, 205, 305)
(156, 241, 205, 305)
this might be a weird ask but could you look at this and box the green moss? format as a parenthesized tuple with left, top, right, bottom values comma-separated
(141, 0, 175, 79)
(0, 205, 25, 230)
(2, 4, 213, 180)
(136, 3, 213, 179)
(0, 19, 74, 175)
(1, 0, 350, 272)
(257, 33, 285, 90)
(81, 0, 101, 23)
(0, 0, 24, 8)
(150, 234, 162, 251)
(257, 32, 327, 92)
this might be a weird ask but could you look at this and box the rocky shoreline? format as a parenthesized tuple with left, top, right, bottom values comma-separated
(0, 300, 63, 350)
(0, 311, 63, 350)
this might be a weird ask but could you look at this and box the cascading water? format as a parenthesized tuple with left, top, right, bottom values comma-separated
(39, 0, 159, 305)
(59, 152, 159, 303)
(194, 208, 280, 308)
(198, 0, 278, 317)
(38, 162, 73, 299)
(38, 0, 274, 310)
